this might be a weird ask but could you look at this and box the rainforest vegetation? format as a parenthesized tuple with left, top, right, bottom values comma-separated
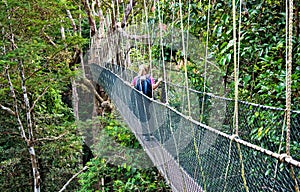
(0, 0, 299, 191)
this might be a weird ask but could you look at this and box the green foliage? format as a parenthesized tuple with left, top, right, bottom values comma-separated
(1, 0, 299, 190)
(0, 85, 83, 191)
(77, 114, 171, 191)
(78, 158, 170, 192)
(0, 0, 88, 191)
(104, 121, 140, 149)
(0, 81, 83, 191)
(149, 0, 299, 108)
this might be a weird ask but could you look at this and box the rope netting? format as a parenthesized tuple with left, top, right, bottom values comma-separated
(89, 62, 299, 192)
(86, 1, 300, 191)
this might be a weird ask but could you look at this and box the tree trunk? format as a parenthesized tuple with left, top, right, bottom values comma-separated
(81, 0, 97, 37)
(19, 61, 41, 192)
(121, 0, 136, 28)
(66, 9, 81, 120)
(72, 80, 79, 120)
(6, 65, 41, 192)
(4, 0, 41, 188)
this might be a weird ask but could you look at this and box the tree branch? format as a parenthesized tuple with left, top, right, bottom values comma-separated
(82, 78, 104, 103)
(42, 30, 57, 47)
(66, 10, 77, 33)
(81, 0, 97, 36)
(35, 132, 67, 142)
(18, 61, 34, 140)
(5, 66, 27, 140)
(4, 0, 18, 51)
(121, 0, 136, 28)
(40, 25, 57, 47)
(29, 86, 49, 112)
(95, 0, 105, 38)
(0, 104, 16, 116)
(58, 166, 88, 192)
(18, 61, 41, 190)
(66, 8, 83, 75)
(0, 131, 20, 137)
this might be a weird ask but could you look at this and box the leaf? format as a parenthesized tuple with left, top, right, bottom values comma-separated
(258, 127, 263, 138)
(255, 112, 260, 117)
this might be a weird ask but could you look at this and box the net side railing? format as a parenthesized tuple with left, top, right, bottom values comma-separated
(95, 61, 300, 162)
(89, 29, 300, 162)
(90, 62, 300, 192)
(90, 63, 202, 191)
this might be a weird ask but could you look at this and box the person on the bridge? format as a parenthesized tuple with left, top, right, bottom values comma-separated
(131, 64, 162, 98)
(130, 64, 162, 141)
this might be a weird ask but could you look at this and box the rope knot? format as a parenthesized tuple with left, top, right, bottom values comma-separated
(187, 116, 193, 120)
(229, 134, 239, 141)
(278, 153, 290, 162)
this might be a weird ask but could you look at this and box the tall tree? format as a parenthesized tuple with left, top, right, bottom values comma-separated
(0, 0, 85, 191)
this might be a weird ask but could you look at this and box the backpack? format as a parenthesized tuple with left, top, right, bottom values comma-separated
(135, 75, 152, 98)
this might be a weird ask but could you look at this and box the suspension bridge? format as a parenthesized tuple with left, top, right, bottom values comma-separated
(84, 1, 300, 191)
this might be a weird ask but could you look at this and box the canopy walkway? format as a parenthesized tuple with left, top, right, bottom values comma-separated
(88, 61, 300, 191)
(84, 1, 300, 191)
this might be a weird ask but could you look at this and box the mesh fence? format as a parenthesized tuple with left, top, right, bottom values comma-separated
(89, 62, 300, 192)
(95, 61, 300, 161)
(89, 25, 300, 162)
